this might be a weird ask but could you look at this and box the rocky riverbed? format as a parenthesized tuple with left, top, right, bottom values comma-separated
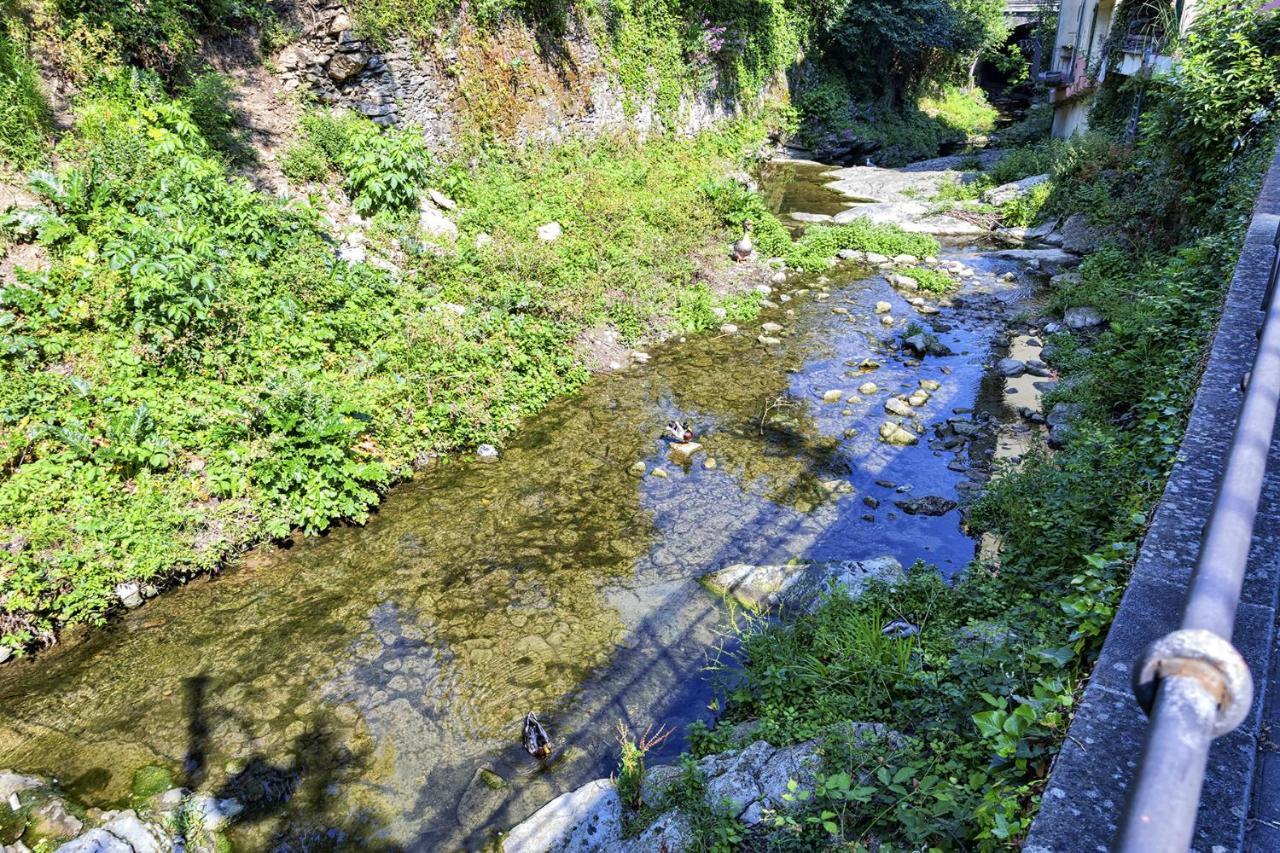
(0, 154, 1090, 851)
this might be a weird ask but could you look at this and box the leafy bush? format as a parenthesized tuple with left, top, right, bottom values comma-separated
(909, 266, 954, 293)
(291, 110, 432, 215)
(52, 0, 275, 77)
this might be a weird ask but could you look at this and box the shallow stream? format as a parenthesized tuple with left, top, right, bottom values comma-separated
(0, 164, 1035, 850)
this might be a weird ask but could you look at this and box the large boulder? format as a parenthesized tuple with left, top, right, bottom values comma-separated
(326, 50, 367, 82)
(1063, 306, 1104, 330)
(1058, 214, 1102, 254)
(981, 173, 1050, 206)
(989, 248, 1081, 276)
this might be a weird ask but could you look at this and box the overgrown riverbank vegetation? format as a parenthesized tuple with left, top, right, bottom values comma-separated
(0, 0, 983, 654)
(645, 1, 1280, 848)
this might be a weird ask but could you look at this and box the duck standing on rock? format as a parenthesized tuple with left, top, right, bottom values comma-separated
(732, 219, 753, 262)
(522, 712, 552, 762)
(665, 420, 694, 443)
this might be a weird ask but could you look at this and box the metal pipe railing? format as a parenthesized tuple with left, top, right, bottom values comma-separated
(1115, 217, 1280, 851)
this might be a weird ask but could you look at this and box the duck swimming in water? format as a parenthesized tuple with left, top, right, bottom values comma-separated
(665, 420, 694, 443)
(732, 220, 753, 262)
(522, 712, 552, 761)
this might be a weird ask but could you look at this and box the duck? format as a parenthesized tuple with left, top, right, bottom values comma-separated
(522, 712, 552, 761)
(732, 220, 753, 262)
(665, 420, 694, 443)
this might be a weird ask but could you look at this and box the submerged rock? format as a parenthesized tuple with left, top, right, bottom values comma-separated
(879, 421, 918, 446)
(702, 556, 903, 613)
(476, 444, 500, 463)
(895, 496, 958, 516)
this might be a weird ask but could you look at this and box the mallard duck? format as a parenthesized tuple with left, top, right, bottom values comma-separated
(732, 220, 753, 262)
(522, 712, 552, 761)
(665, 420, 694, 443)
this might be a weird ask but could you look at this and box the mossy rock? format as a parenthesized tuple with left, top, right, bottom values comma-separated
(479, 768, 508, 790)
(131, 765, 175, 801)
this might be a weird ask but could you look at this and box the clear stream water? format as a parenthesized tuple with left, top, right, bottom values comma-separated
(0, 164, 1034, 850)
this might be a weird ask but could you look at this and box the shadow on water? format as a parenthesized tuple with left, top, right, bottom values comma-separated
(179, 674, 400, 851)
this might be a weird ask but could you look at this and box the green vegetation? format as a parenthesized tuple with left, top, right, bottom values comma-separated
(703, 175, 939, 271)
(0, 15, 51, 169)
(647, 1, 1280, 848)
(45, 0, 273, 79)
(908, 266, 954, 294)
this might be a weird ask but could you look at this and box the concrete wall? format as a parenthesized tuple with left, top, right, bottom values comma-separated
(1026, 141, 1280, 852)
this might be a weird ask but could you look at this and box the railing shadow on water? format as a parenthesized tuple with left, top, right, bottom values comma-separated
(178, 674, 399, 852)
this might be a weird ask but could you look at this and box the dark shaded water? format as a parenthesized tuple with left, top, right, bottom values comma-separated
(0, 167, 1028, 850)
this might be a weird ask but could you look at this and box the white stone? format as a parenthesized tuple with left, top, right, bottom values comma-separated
(476, 444, 499, 463)
(419, 201, 458, 244)
(536, 222, 563, 242)
(1064, 306, 1104, 329)
(668, 442, 703, 465)
(114, 582, 143, 609)
(55, 828, 132, 853)
(981, 173, 1050, 205)
(502, 779, 621, 853)
(874, 301, 892, 314)
(428, 188, 457, 211)
(884, 398, 913, 417)
(858, 382, 878, 395)
(879, 421, 918, 446)
(186, 795, 243, 832)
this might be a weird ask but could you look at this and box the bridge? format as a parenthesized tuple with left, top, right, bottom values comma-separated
(1005, 0, 1056, 25)
(1026, 141, 1280, 850)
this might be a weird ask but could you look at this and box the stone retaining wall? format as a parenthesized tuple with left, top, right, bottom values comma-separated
(274, 1, 784, 146)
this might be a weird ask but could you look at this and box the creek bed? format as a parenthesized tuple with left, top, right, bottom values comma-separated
(0, 167, 1036, 850)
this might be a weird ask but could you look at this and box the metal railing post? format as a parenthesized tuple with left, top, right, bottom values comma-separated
(1114, 215, 1280, 851)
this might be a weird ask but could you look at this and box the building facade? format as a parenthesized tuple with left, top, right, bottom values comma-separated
(1042, 0, 1196, 137)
